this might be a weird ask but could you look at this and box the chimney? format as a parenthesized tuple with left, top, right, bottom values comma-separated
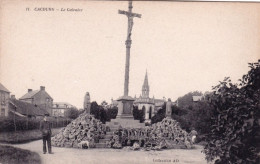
(40, 86, 45, 91)
(28, 89, 32, 93)
(11, 95, 16, 99)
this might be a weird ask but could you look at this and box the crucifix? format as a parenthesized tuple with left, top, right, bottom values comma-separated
(119, 0, 141, 96)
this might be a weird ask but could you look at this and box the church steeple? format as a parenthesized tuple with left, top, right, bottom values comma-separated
(142, 70, 149, 98)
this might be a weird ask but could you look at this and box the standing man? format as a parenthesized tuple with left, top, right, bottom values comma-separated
(40, 114, 53, 154)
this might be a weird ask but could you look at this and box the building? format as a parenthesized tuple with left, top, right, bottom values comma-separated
(154, 98, 166, 110)
(134, 71, 156, 120)
(9, 96, 49, 118)
(110, 71, 175, 121)
(19, 86, 53, 116)
(52, 102, 76, 117)
(192, 96, 203, 102)
(0, 83, 10, 117)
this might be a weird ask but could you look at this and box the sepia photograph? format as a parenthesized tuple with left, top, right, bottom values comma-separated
(0, 0, 259, 163)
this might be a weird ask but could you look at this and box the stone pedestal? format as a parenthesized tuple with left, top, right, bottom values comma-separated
(107, 118, 145, 128)
(116, 95, 135, 119)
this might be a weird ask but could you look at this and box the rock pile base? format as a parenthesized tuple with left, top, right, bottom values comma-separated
(51, 113, 106, 148)
(108, 118, 193, 150)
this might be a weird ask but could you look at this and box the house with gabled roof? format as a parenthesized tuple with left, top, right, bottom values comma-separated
(0, 83, 10, 117)
(9, 96, 49, 118)
(19, 86, 53, 116)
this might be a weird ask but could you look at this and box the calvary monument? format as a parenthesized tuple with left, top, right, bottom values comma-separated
(116, 0, 141, 119)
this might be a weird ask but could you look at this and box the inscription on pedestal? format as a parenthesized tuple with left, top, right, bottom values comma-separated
(123, 100, 133, 114)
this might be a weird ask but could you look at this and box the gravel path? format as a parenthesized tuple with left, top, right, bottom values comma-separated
(8, 140, 210, 164)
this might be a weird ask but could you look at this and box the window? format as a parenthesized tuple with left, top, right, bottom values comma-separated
(1, 108, 5, 116)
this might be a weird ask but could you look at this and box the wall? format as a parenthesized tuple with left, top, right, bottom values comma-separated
(53, 108, 65, 117)
(33, 91, 53, 116)
(0, 91, 10, 117)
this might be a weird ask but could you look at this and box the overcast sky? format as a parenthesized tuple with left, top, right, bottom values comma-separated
(1, 1, 260, 108)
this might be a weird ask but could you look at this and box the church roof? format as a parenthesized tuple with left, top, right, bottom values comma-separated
(134, 97, 154, 104)
(142, 70, 149, 89)
(154, 99, 165, 103)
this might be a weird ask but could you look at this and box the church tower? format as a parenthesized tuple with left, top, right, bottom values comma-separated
(142, 70, 149, 98)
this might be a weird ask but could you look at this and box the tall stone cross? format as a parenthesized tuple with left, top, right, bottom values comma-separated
(119, 0, 141, 96)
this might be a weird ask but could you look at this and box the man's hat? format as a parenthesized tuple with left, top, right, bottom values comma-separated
(44, 113, 49, 116)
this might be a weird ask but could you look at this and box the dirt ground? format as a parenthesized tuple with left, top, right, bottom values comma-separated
(7, 140, 212, 164)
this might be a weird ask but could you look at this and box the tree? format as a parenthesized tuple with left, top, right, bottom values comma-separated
(101, 100, 108, 109)
(187, 99, 213, 134)
(64, 107, 79, 119)
(204, 61, 260, 164)
(177, 91, 203, 110)
(171, 105, 191, 132)
(133, 106, 145, 123)
(151, 103, 166, 124)
(90, 101, 117, 124)
(107, 106, 118, 119)
(78, 108, 85, 115)
(90, 101, 99, 117)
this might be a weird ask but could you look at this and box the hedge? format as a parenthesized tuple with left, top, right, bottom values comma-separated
(0, 117, 71, 132)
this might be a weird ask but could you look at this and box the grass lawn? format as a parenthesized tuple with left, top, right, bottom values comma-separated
(0, 145, 41, 164)
(0, 128, 62, 144)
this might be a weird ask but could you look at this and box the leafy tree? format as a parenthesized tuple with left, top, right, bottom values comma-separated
(133, 105, 139, 120)
(172, 105, 188, 116)
(151, 103, 166, 124)
(204, 61, 260, 164)
(90, 101, 99, 116)
(172, 91, 214, 134)
(187, 100, 214, 134)
(177, 91, 203, 110)
(64, 107, 79, 119)
(107, 106, 118, 119)
(133, 106, 145, 123)
(90, 101, 118, 124)
(101, 101, 108, 109)
(171, 105, 191, 132)
(78, 108, 85, 115)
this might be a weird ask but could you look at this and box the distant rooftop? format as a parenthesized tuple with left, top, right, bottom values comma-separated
(20, 90, 39, 99)
(53, 102, 76, 108)
(20, 86, 53, 100)
(192, 96, 203, 102)
(10, 99, 49, 116)
(0, 83, 10, 93)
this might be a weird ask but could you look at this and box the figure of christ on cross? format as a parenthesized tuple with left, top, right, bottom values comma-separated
(118, 0, 141, 96)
